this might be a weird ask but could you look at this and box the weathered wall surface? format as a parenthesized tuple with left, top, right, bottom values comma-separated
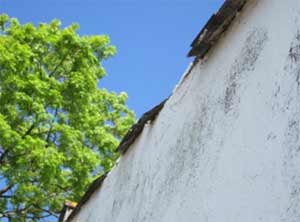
(72, 0, 300, 221)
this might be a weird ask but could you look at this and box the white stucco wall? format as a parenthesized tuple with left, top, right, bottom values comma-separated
(71, 0, 300, 221)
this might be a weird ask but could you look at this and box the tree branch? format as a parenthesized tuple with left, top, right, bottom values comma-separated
(0, 195, 13, 198)
(22, 123, 35, 139)
(0, 183, 14, 195)
(26, 213, 52, 220)
(0, 205, 56, 221)
(0, 149, 8, 165)
(32, 204, 59, 218)
(48, 53, 69, 78)
(46, 108, 58, 146)
(1, 207, 27, 217)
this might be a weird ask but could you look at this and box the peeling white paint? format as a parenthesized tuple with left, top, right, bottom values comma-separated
(71, 0, 300, 221)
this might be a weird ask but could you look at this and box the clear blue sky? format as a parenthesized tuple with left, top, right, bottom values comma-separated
(0, 0, 224, 117)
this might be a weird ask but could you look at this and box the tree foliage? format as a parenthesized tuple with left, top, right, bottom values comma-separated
(0, 14, 135, 221)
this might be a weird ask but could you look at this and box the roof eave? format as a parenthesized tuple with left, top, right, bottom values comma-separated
(188, 0, 248, 58)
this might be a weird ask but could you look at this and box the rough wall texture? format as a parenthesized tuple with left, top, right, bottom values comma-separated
(72, 0, 300, 221)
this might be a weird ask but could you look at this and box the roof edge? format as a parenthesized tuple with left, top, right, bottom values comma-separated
(188, 0, 248, 57)
(118, 98, 168, 154)
(65, 174, 107, 222)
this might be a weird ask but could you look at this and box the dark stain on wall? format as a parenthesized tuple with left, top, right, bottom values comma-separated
(109, 160, 133, 221)
(138, 99, 219, 221)
(281, 26, 300, 220)
(289, 31, 300, 63)
(288, 30, 300, 90)
(224, 27, 268, 113)
(283, 118, 300, 222)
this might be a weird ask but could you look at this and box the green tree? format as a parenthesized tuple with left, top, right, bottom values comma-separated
(0, 14, 135, 221)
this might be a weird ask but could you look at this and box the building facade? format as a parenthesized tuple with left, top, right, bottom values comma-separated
(64, 0, 300, 221)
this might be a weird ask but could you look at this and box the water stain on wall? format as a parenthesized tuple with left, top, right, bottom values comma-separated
(280, 22, 300, 221)
(282, 118, 300, 222)
(224, 27, 268, 113)
(288, 30, 300, 90)
(137, 98, 220, 221)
